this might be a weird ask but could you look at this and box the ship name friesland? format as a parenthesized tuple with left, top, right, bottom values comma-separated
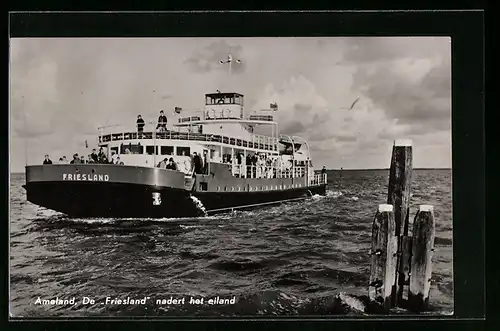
(62, 174, 109, 181)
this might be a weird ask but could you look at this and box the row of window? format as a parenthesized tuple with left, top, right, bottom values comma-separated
(114, 144, 191, 156)
(213, 183, 303, 192)
(205, 95, 244, 106)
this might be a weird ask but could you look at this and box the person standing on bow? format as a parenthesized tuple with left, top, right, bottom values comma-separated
(43, 154, 53, 165)
(136, 115, 145, 137)
(156, 110, 167, 132)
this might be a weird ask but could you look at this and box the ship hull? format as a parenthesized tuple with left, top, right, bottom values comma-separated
(25, 181, 200, 218)
(24, 164, 327, 218)
(25, 181, 326, 218)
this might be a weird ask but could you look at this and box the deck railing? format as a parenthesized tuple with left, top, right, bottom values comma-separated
(98, 129, 279, 152)
(229, 164, 308, 179)
(310, 173, 327, 186)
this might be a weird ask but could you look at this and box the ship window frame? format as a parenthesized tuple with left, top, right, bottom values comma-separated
(120, 143, 144, 155)
(146, 145, 159, 155)
(161, 146, 174, 156)
(176, 147, 191, 156)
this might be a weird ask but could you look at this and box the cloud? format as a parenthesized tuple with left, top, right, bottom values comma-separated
(345, 37, 451, 135)
(252, 75, 398, 160)
(8, 38, 451, 172)
(185, 40, 245, 74)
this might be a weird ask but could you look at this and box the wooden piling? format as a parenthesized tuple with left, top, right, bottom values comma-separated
(387, 139, 413, 303)
(408, 205, 436, 311)
(399, 235, 413, 300)
(387, 139, 413, 237)
(369, 204, 398, 310)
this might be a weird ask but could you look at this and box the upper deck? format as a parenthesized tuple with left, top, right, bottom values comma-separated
(98, 127, 279, 152)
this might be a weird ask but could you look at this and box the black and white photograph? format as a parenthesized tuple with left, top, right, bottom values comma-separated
(9, 35, 453, 317)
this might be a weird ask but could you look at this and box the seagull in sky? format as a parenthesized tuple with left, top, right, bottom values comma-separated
(341, 96, 361, 110)
(219, 53, 242, 64)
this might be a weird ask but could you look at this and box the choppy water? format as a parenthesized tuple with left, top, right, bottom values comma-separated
(9, 170, 453, 317)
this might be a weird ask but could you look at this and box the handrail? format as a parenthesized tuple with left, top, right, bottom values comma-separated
(229, 164, 307, 179)
(308, 173, 328, 186)
(98, 128, 280, 152)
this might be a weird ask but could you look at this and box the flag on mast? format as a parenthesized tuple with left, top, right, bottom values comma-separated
(174, 107, 182, 114)
(85, 140, 88, 148)
(270, 102, 278, 111)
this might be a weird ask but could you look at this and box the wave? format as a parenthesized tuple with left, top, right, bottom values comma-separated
(326, 190, 343, 198)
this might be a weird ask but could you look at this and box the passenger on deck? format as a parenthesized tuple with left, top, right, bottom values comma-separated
(111, 151, 119, 164)
(202, 150, 209, 174)
(136, 115, 145, 135)
(90, 149, 98, 163)
(80, 156, 86, 164)
(87, 154, 94, 163)
(70, 154, 80, 164)
(166, 158, 178, 170)
(43, 155, 53, 165)
(98, 148, 106, 163)
(157, 110, 167, 132)
(116, 156, 124, 165)
(62, 156, 68, 164)
(58, 157, 63, 164)
(321, 166, 327, 175)
(157, 158, 168, 168)
(192, 152, 203, 174)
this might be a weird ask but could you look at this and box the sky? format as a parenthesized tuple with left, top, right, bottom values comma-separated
(9, 37, 451, 172)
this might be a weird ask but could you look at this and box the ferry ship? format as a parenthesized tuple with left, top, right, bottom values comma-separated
(24, 91, 327, 218)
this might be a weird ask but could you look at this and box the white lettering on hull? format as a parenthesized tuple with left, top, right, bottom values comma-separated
(62, 173, 109, 181)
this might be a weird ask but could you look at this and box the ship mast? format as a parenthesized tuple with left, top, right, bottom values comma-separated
(219, 45, 241, 91)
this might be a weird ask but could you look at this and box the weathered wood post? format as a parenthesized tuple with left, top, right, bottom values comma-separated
(408, 205, 436, 311)
(387, 139, 413, 303)
(369, 204, 398, 310)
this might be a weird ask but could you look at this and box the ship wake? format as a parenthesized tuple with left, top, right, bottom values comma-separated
(189, 195, 208, 216)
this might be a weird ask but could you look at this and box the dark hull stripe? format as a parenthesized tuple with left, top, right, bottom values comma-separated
(24, 181, 327, 218)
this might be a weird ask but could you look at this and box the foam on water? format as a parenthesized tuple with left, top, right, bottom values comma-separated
(189, 195, 208, 216)
(337, 292, 366, 312)
(326, 190, 343, 198)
